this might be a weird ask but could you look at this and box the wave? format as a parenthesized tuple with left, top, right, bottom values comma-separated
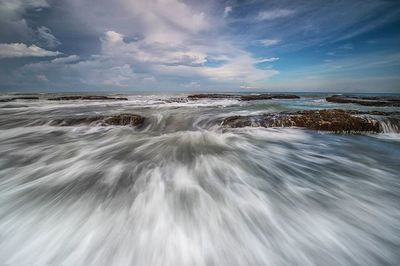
(0, 126, 399, 265)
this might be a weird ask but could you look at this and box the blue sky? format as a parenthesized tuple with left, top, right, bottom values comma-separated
(0, 0, 399, 92)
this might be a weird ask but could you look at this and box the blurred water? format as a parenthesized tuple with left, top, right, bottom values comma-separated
(0, 93, 399, 265)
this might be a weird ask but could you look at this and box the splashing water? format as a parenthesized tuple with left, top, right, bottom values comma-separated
(0, 93, 399, 265)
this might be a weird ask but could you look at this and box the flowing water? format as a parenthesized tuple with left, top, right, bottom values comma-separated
(0, 93, 399, 265)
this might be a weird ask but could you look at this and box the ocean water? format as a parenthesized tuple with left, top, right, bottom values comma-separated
(0, 92, 399, 265)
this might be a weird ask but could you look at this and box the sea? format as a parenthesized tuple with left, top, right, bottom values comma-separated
(0, 92, 399, 265)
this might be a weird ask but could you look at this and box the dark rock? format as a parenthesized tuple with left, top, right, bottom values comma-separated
(164, 97, 189, 103)
(187, 93, 300, 101)
(0, 97, 40, 102)
(240, 95, 272, 101)
(240, 94, 300, 100)
(222, 109, 399, 133)
(326, 95, 400, 106)
(11, 96, 40, 100)
(187, 94, 239, 99)
(269, 94, 300, 99)
(102, 114, 144, 126)
(47, 96, 128, 101)
(49, 113, 144, 127)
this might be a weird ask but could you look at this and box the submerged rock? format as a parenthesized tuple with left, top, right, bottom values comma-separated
(102, 114, 144, 126)
(164, 97, 189, 103)
(326, 95, 400, 106)
(187, 94, 239, 99)
(47, 96, 128, 101)
(240, 94, 300, 101)
(239, 95, 272, 101)
(187, 93, 300, 101)
(0, 99, 13, 102)
(0, 97, 39, 102)
(49, 113, 144, 127)
(222, 109, 399, 133)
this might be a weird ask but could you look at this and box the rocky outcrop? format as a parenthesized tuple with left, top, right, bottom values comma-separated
(164, 97, 189, 103)
(240, 94, 300, 101)
(222, 109, 400, 133)
(326, 95, 400, 107)
(187, 93, 300, 101)
(0, 97, 39, 102)
(239, 95, 272, 100)
(187, 94, 239, 99)
(47, 96, 128, 101)
(49, 114, 144, 127)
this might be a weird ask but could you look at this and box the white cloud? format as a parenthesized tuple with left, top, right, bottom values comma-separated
(201, 55, 279, 82)
(223, 6, 232, 18)
(256, 39, 280, 47)
(257, 9, 295, 21)
(101, 31, 208, 67)
(156, 54, 279, 83)
(36, 74, 48, 82)
(123, 0, 210, 44)
(256, 57, 280, 63)
(103, 64, 135, 87)
(37, 26, 61, 48)
(0, 43, 61, 58)
(51, 55, 80, 64)
(240, 85, 260, 90)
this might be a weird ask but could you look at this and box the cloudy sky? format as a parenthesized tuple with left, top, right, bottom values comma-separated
(0, 0, 399, 92)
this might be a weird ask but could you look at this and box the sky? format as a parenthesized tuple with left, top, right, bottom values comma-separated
(0, 0, 400, 92)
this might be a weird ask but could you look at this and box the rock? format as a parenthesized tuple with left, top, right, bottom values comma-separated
(240, 95, 272, 101)
(49, 114, 144, 127)
(102, 114, 144, 126)
(12, 96, 40, 100)
(222, 109, 399, 133)
(269, 94, 301, 99)
(187, 93, 300, 101)
(47, 96, 128, 101)
(240, 94, 300, 100)
(164, 97, 189, 103)
(326, 95, 400, 106)
(187, 94, 239, 99)
(0, 97, 39, 102)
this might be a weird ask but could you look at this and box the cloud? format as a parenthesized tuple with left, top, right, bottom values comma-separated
(223, 6, 232, 18)
(255, 39, 280, 47)
(8, 0, 397, 92)
(0, 0, 49, 18)
(36, 74, 48, 82)
(0, 43, 61, 58)
(239, 85, 260, 90)
(0, 0, 50, 38)
(100, 31, 208, 67)
(257, 9, 295, 21)
(51, 55, 80, 64)
(37, 26, 61, 48)
(256, 57, 280, 63)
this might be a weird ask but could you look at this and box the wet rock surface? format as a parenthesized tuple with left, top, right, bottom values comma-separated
(187, 93, 300, 101)
(222, 109, 400, 133)
(47, 96, 128, 101)
(0, 97, 39, 102)
(49, 114, 144, 127)
(187, 94, 240, 99)
(326, 95, 400, 106)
